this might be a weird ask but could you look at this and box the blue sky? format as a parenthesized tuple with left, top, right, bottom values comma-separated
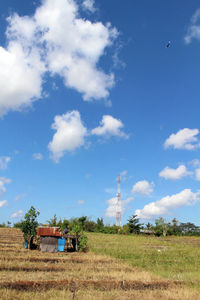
(1, 0, 200, 225)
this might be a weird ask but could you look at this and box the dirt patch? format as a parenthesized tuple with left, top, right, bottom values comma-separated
(0, 279, 177, 292)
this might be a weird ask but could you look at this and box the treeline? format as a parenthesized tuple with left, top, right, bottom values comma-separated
(2, 214, 200, 237)
(13, 214, 200, 236)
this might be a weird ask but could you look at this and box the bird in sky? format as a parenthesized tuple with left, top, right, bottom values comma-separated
(166, 41, 171, 48)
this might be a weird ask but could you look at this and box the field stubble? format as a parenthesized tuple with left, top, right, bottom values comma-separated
(0, 229, 199, 299)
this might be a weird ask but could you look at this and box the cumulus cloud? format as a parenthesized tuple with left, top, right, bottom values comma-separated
(159, 165, 191, 181)
(132, 180, 154, 196)
(0, 177, 11, 195)
(185, 9, 200, 44)
(0, 39, 44, 116)
(0, 156, 11, 169)
(105, 196, 133, 218)
(82, 0, 96, 12)
(136, 189, 200, 220)
(10, 210, 23, 219)
(164, 128, 200, 150)
(0, 0, 118, 116)
(49, 111, 128, 162)
(48, 110, 87, 162)
(33, 153, 43, 160)
(0, 200, 7, 208)
(91, 115, 128, 138)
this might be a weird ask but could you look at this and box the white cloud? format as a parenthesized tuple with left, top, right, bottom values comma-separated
(164, 128, 200, 150)
(0, 0, 118, 116)
(0, 156, 11, 169)
(33, 153, 43, 160)
(159, 165, 191, 181)
(185, 9, 200, 44)
(48, 110, 87, 162)
(105, 196, 133, 218)
(91, 115, 128, 138)
(195, 168, 200, 181)
(0, 200, 7, 208)
(136, 189, 200, 220)
(78, 200, 85, 205)
(10, 210, 23, 219)
(33, 0, 118, 100)
(0, 177, 11, 195)
(132, 180, 154, 196)
(82, 0, 96, 12)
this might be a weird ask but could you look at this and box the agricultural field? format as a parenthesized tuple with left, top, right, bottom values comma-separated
(0, 229, 200, 299)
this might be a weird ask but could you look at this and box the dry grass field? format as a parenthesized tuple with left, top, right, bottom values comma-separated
(0, 228, 200, 299)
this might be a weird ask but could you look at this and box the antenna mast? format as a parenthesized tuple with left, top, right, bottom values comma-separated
(116, 174, 121, 226)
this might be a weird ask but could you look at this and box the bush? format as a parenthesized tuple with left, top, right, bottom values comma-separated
(78, 234, 88, 252)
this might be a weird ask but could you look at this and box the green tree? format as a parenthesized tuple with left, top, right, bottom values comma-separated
(127, 215, 143, 234)
(85, 220, 96, 232)
(170, 218, 181, 235)
(78, 216, 87, 231)
(20, 206, 40, 249)
(154, 217, 170, 236)
(96, 217, 104, 232)
(71, 221, 88, 252)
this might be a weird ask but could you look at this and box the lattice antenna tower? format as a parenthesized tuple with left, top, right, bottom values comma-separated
(116, 174, 122, 226)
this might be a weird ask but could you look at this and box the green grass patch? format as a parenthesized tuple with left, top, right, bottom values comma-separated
(87, 233, 200, 287)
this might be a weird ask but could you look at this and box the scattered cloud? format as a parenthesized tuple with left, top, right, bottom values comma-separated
(0, 0, 118, 116)
(78, 200, 85, 205)
(0, 177, 11, 195)
(185, 9, 200, 44)
(91, 115, 128, 139)
(132, 180, 154, 196)
(135, 189, 200, 220)
(33, 153, 43, 160)
(105, 196, 133, 218)
(0, 200, 7, 208)
(10, 209, 23, 219)
(14, 194, 27, 202)
(164, 128, 200, 150)
(0, 156, 11, 169)
(120, 170, 127, 181)
(159, 165, 192, 181)
(48, 110, 87, 162)
(105, 187, 116, 195)
(195, 169, 200, 181)
(189, 159, 200, 168)
(82, 0, 96, 12)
